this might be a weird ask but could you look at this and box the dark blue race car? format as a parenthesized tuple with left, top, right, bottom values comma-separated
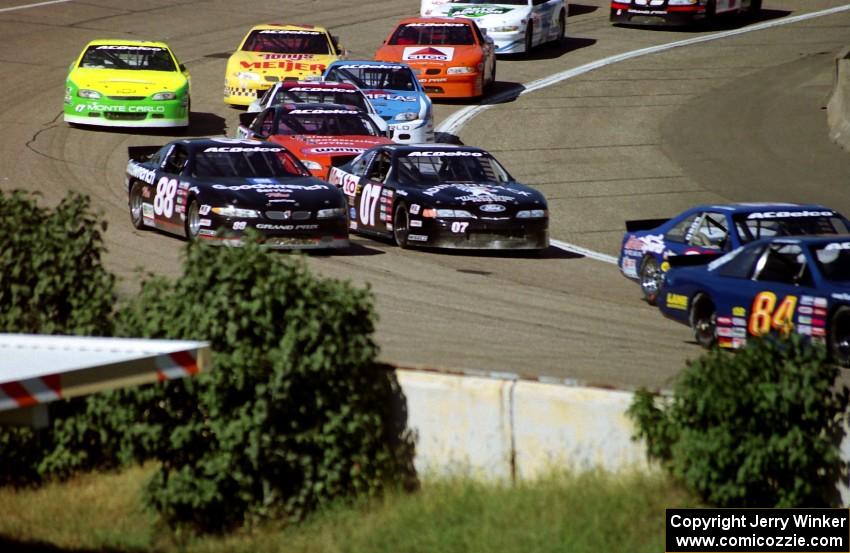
(657, 236, 850, 366)
(618, 203, 850, 304)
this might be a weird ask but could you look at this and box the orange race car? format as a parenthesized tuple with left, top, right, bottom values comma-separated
(237, 103, 393, 180)
(374, 17, 496, 99)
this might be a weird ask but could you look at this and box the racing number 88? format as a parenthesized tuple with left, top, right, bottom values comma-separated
(154, 177, 178, 218)
(748, 291, 798, 336)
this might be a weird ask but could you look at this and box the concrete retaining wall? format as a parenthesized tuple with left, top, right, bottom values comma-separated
(827, 47, 850, 152)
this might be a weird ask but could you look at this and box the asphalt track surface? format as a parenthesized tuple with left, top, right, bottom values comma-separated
(1, 0, 849, 389)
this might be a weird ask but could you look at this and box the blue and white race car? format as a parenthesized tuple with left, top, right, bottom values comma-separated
(619, 203, 850, 304)
(323, 60, 434, 144)
(420, 0, 567, 54)
(658, 236, 850, 366)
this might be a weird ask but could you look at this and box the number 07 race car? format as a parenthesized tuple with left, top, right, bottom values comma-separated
(658, 236, 850, 366)
(125, 138, 349, 249)
(618, 203, 850, 304)
(328, 144, 549, 250)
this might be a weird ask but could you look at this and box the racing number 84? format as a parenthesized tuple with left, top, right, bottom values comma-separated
(154, 176, 178, 219)
(748, 291, 798, 336)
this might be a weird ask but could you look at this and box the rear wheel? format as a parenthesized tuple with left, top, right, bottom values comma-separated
(748, 0, 762, 14)
(129, 182, 146, 230)
(524, 23, 534, 54)
(639, 256, 663, 305)
(393, 204, 410, 249)
(557, 11, 566, 42)
(829, 306, 850, 367)
(690, 294, 717, 348)
(185, 199, 201, 242)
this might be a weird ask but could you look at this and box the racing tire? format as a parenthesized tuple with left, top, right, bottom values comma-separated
(829, 306, 850, 368)
(393, 203, 411, 249)
(524, 23, 534, 55)
(690, 294, 717, 349)
(557, 11, 566, 43)
(705, 0, 717, 21)
(487, 62, 496, 92)
(639, 256, 662, 305)
(185, 198, 202, 242)
(129, 182, 146, 230)
(748, 0, 762, 14)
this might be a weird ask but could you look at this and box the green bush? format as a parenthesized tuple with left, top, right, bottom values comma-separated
(107, 240, 416, 531)
(628, 336, 848, 507)
(0, 190, 116, 486)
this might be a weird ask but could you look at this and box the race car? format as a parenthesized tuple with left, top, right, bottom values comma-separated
(246, 80, 388, 135)
(323, 60, 434, 144)
(657, 236, 850, 366)
(237, 103, 394, 179)
(64, 39, 190, 128)
(328, 144, 549, 250)
(421, 0, 567, 54)
(610, 0, 761, 27)
(619, 203, 850, 304)
(125, 138, 349, 249)
(223, 24, 345, 107)
(375, 17, 496, 98)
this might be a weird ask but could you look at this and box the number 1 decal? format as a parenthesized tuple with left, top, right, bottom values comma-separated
(748, 291, 798, 336)
(359, 182, 382, 226)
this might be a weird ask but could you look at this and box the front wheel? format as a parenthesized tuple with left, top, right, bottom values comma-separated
(524, 23, 534, 55)
(639, 256, 663, 305)
(129, 182, 146, 230)
(829, 306, 850, 367)
(690, 294, 717, 349)
(557, 11, 566, 42)
(185, 199, 201, 242)
(393, 203, 410, 249)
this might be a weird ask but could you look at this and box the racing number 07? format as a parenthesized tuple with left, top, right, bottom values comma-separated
(359, 182, 381, 226)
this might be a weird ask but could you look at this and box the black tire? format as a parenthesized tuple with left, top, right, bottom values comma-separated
(524, 23, 533, 55)
(185, 198, 201, 242)
(829, 306, 850, 367)
(487, 61, 496, 91)
(690, 294, 717, 349)
(557, 11, 566, 43)
(129, 181, 146, 230)
(639, 256, 663, 305)
(705, 0, 717, 20)
(748, 0, 762, 14)
(393, 203, 410, 249)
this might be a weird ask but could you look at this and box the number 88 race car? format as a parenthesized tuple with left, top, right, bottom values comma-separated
(328, 144, 549, 250)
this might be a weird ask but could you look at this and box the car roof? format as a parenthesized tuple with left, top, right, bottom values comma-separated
(692, 202, 833, 214)
(394, 17, 475, 26)
(271, 102, 365, 113)
(246, 23, 330, 33)
(165, 138, 285, 152)
(85, 39, 171, 49)
(328, 60, 412, 70)
(280, 81, 358, 91)
(745, 235, 850, 247)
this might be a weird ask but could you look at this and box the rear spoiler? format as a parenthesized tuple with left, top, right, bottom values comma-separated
(625, 218, 668, 232)
(127, 145, 161, 163)
(667, 252, 723, 268)
(239, 112, 258, 128)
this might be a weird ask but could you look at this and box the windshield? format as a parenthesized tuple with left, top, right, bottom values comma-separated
(192, 148, 309, 178)
(449, 0, 528, 4)
(326, 65, 417, 91)
(388, 23, 474, 46)
(241, 30, 330, 54)
(79, 45, 176, 71)
(733, 214, 850, 242)
(812, 243, 850, 283)
(396, 152, 512, 186)
(275, 110, 379, 136)
(272, 87, 369, 112)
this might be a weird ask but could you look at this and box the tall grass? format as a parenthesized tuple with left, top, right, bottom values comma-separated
(0, 466, 696, 552)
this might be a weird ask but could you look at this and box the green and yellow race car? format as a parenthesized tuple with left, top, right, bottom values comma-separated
(64, 39, 190, 128)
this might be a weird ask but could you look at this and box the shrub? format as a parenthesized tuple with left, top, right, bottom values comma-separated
(108, 240, 416, 531)
(628, 336, 848, 507)
(0, 190, 115, 486)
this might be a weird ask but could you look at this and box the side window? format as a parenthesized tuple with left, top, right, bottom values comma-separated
(687, 212, 729, 250)
(470, 22, 485, 45)
(349, 152, 373, 176)
(714, 245, 765, 279)
(665, 213, 701, 243)
(753, 244, 811, 286)
(366, 151, 392, 182)
(163, 145, 188, 174)
(259, 110, 275, 135)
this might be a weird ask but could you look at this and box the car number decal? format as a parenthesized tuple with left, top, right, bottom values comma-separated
(359, 182, 382, 226)
(154, 176, 178, 219)
(748, 292, 797, 336)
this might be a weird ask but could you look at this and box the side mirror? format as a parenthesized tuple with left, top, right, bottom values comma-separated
(238, 112, 258, 128)
(179, 63, 187, 72)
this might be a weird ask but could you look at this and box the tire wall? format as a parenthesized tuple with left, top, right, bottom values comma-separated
(827, 47, 850, 152)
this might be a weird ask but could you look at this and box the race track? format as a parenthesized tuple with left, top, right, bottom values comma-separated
(2, 0, 849, 388)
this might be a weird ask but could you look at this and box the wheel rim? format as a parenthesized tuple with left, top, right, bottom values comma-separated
(187, 202, 201, 239)
(832, 318, 850, 366)
(130, 185, 143, 225)
(640, 258, 661, 299)
(695, 311, 716, 347)
(394, 207, 408, 246)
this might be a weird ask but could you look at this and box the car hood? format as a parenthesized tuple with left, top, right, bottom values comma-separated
(200, 176, 342, 207)
(362, 89, 428, 120)
(427, 3, 531, 26)
(226, 51, 338, 79)
(417, 182, 546, 211)
(68, 68, 187, 94)
(270, 135, 393, 156)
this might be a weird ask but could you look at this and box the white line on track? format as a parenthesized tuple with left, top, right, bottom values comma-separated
(437, 3, 850, 262)
(0, 0, 71, 13)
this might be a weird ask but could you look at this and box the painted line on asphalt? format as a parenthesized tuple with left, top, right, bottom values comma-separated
(0, 0, 71, 13)
(436, 4, 850, 262)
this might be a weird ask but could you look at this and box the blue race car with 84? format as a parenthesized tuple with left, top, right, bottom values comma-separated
(619, 203, 850, 304)
(658, 236, 850, 366)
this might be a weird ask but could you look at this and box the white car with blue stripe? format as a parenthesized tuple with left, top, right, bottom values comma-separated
(421, 0, 567, 55)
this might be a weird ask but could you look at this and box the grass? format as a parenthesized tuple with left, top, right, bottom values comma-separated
(0, 466, 696, 553)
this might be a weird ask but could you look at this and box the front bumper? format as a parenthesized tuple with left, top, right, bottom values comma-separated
(407, 217, 549, 250)
(417, 72, 483, 99)
(64, 97, 188, 128)
(490, 32, 527, 55)
(199, 216, 349, 250)
(609, 3, 708, 25)
(224, 83, 270, 106)
(388, 119, 435, 144)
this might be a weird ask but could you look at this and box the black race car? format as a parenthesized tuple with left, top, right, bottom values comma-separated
(125, 138, 349, 249)
(328, 144, 549, 250)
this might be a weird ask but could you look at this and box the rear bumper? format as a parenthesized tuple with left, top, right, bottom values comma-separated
(609, 3, 707, 25)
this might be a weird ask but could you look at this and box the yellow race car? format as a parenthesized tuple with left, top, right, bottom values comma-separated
(64, 39, 190, 128)
(224, 24, 345, 107)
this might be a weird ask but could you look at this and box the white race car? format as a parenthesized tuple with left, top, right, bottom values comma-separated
(421, 0, 567, 55)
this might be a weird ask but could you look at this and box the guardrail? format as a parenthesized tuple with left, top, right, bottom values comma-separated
(827, 47, 850, 152)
